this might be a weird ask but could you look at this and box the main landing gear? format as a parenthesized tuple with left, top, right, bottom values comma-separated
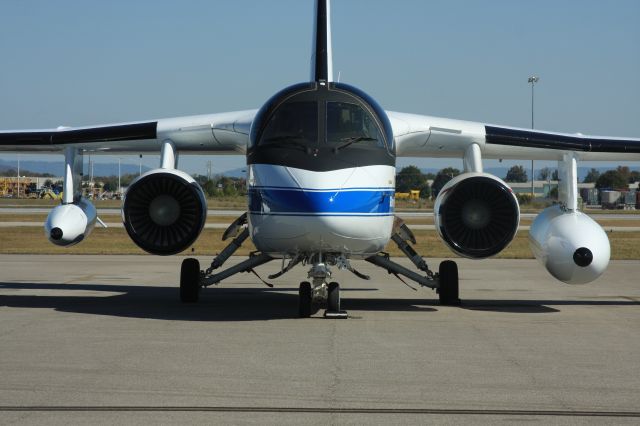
(437, 260, 460, 306)
(178, 213, 461, 316)
(364, 217, 461, 306)
(180, 258, 201, 303)
(179, 212, 276, 303)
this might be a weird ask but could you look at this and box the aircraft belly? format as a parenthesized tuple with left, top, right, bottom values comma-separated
(249, 214, 393, 255)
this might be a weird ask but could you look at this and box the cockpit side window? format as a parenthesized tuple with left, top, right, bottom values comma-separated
(260, 101, 318, 145)
(326, 102, 384, 149)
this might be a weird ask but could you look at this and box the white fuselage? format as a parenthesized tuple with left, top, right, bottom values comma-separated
(247, 164, 395, 257)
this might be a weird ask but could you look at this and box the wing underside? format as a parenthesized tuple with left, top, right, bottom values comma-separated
(0, 110, 257, 154)
(389, 111, 640, 161)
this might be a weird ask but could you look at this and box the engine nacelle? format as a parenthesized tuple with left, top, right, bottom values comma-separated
(434, 172, 520, 258)
(45, 198, 97, 247)
(122, 169, 207, 255)
(529, 205, 610, 284)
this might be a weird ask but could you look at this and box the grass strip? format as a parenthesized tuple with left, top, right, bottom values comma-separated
(1, 227, 639, 260)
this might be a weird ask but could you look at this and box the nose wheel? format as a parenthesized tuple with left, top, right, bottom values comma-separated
(327, 282, 340, 312)
(298, 281, 321, 317)
(324, 281, 348, 319)
(298, 280, 347, 318)
(298, 281, 313, 317)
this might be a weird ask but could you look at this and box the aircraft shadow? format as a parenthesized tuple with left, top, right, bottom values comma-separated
(2, 282, 637, 320)
(0, 282, 436, 321)
(460, 298, 640, 314)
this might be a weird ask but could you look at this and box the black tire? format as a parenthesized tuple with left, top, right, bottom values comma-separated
(299, 281, 312, 318)
(180, 258, 200, 303)
(438, 260, 460, 306)
(327, 281, 340, 312)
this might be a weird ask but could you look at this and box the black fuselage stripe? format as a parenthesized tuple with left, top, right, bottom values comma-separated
(485, 125, 640, 153)
(0, 122, 157, 146)
(247, 147, 395, 172)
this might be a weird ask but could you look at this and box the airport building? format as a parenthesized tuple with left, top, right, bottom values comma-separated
(0, 176, 64, 197)
(508, 181, 595, 198)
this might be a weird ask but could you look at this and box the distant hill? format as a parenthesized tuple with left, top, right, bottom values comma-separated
(219, 167, 247, 178)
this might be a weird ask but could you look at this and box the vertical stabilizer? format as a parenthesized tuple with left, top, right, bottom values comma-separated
(311, 0, 333, 82)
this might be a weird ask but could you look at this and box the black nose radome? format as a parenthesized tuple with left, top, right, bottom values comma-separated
(573, 247, 593, 267)
(50, 227, 63, 241)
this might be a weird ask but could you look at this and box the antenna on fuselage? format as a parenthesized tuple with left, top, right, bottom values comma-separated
(310, 0, 333, 83)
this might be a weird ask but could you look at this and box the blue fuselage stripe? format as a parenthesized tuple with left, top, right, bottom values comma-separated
(248, 188, 394, 215)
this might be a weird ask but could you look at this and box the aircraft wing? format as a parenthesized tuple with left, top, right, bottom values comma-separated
(388, 111, 640, 161)
(0, 110, 257, 154)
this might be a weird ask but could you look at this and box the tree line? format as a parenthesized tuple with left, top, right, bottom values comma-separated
(396, 165, 640, 199)
(93, 174, 247, 197)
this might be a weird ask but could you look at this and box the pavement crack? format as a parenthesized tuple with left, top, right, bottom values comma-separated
(326, 321, 341, 422)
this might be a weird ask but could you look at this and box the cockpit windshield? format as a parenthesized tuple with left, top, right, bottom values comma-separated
(259, 100, 384, 150)
(326, 102, 383, 149)
(260, 101, 318, 145)
(252, 82, 395, 161)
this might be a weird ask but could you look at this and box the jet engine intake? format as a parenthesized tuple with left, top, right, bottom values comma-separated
(434, 172, 520, 258)
(529, 205, 610, 284)
(123, 169, 207, 255)
(45, 198, 97, 246)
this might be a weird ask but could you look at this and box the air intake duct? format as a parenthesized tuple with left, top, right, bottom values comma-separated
(434, 172, 520, 259)
(123, 169, 207, 255)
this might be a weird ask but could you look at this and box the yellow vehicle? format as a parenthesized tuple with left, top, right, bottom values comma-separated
(395, 190, 420, 200)
(40, 189, 63, 200)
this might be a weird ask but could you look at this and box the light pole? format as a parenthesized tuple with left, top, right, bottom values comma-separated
(16, 155, 20, 198)
(89, 155, 94, 200)
(118, 157, 121, 196)
(528, 76, 539, 197)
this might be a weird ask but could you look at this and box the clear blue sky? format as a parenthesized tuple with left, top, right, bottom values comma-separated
(1, 0, 638, 175)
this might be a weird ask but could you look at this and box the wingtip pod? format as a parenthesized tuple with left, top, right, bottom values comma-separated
(529, 205, 610, 284)
(44, 199, 97, 247)
(311, 0, 333, 82)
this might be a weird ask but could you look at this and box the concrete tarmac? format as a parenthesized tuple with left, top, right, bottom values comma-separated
(1, 255, 639, 425)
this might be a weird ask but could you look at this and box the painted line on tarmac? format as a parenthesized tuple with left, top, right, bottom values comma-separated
(0, 406, 638, 417)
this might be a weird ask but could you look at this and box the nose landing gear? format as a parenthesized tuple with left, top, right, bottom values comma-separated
(298, 281, 317, 317)
(298, 261, 348, 318)
(324, 281, 347, 318)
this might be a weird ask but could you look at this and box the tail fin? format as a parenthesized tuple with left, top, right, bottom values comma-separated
(311, 0, 333, 83)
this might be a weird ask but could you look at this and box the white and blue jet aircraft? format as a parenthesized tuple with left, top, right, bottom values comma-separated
(2, 0, 639, 317)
